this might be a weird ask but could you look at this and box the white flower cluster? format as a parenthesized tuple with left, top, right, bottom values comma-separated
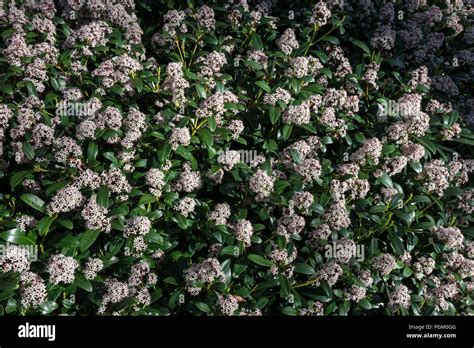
(46, 254, 79, 285)
(183, 258, 224, 296)
(0, 245, 31, 273)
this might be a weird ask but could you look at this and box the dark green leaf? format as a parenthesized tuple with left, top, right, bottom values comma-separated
(197, 128, 214, 147)
(247, 254, 273, 267)
(158, 143, 172, 163)
(38, 216, 54, 236)
(87, 142, 98, 162)
(412, 221, 435, 230)
(294, 263, 316, 275)
(281, 306, 298, 316)
(96, 186, 110, 208)
(10, 170, 32, 190)
(359, 299, 372, 310)
(20, 194, 46, 213)
(269, 107, 281, 125)
(255, 80, 271, 93)
(279, 274, 291, 298)
(321, 36, 340, 44)
(251, 33, 263, 50)
(74, 273, 93, 292)
(22, 142, 35, 161)
(80, 230, 100, 252)
(388, 230, 405, 255)
(196, 84, 206, 99)
(39, 301, 58, 315)
(195, 301, 211, 313)
(352, 40, 371, 55)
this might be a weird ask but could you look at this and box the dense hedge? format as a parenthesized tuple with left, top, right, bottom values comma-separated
(0, 0, 473, 316)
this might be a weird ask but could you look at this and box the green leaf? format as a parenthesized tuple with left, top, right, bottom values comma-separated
(80, 229, 100, 252)
(96, 186, 110, 208)
(58, 218, 74, 229)
(10, 170, 32, 190)
(133, 76, 143, 93)
(294, 263, 316, 275)
(74, 273, 93, 292)
(281, 306, 298, 316)
(247, 254, 273, 267)
(382, 144, 396, 155)
(25, 81, 37, 97)
(444, 187, 464, 196)
(412, 221, 435, 230)
(369, 205, 386, 214)
(139, 194, 156, 205)
(447, 111, 459, 127)
(87, 142, 98, 162)
(313, 50, 328, 63)
(0, 273, 19, 291)
(20, 194, 46, 213)
(39, 301, 58, 315)
(0, 85, 13, 94)
(158, 143, 172, 163)
(103, 151, 120, 164)
(195, 301, 211, 313)
(403, 266, 413, 277)
(220, 245, 240, 257)
(409, 161, 423, 174)
(208, 117, 217, 131)
(110, 84, 124, 95)
(22, 142, 35, 161)
(279, 274, 291, 298)
(0, 290, 14, 302)
(254, 297, 269, 310)
(224, 102, 245, 111)
(204, 33, 218, 45)
(269, 107, 281, 125)
(393, 210, 413, 225)
(415, 85, 430, 93)
(255, 80, 271, 93)
(461, 227, 474, 237)
(359, 299, 372, 310)
(197, 128, 214, 147)
(388, 230, 405, 255)
(352, 40, 371, 55)
(321, 36, 339, 45)
(251, 33, 264, 50)
(453, 137, 474, 146)
(281, 124, 293, 140)
(289, 148, 302, 164)
(0, 229, 35, 245)
(379, 172, 393, 188)
(45, 181, 69, 197)
(299, 123, 317, 134)
(49, 77, 59, 91)
(415, 137, 436, 154)
(163, 192, 179, 204)
(244, 60, 263, 70)
(320, 68, 332, 79)
(196, 84, 206, 99)
(38, 216, 54, 236)
(411, 195, 431, 204)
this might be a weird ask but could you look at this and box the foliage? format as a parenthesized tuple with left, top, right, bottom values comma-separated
(0, 0, 473, 316)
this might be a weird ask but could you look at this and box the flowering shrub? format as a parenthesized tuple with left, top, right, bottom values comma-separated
(0, 0, 473, 316)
